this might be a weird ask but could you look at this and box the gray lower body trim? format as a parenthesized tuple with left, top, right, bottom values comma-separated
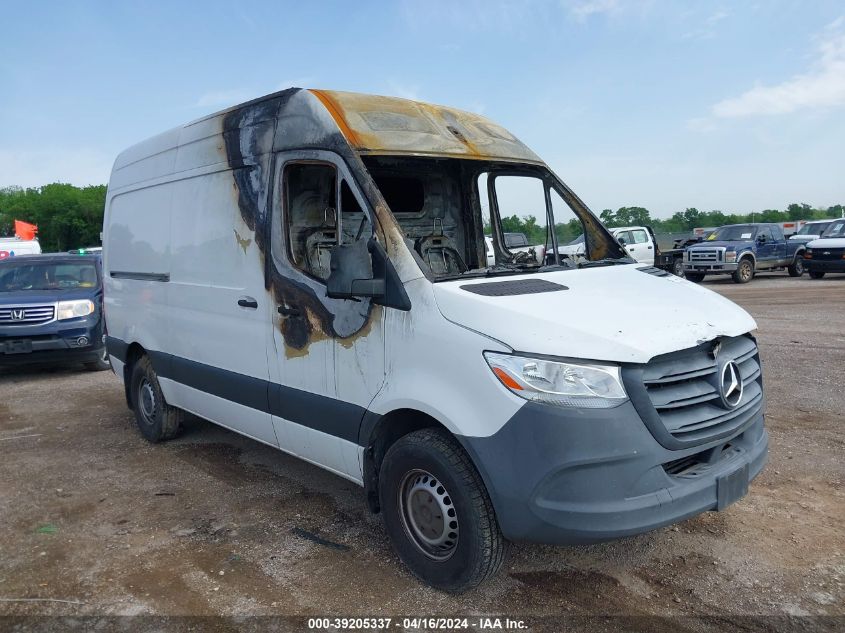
(459, 400, 768, 545)
(107, 337, 364, 444)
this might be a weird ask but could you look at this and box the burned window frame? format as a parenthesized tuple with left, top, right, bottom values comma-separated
(277, 154, 377, 285)
(477, 163, 625, 270)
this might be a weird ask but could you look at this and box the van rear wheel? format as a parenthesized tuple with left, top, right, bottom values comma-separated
(130, 356, 183, 442)
(379, 428, 507, 592)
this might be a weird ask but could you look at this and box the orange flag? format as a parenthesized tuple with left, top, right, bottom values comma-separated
(14, 220, 38, 241)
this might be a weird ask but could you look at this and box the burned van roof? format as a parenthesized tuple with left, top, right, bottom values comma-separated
(109, 88, 542, 191)
(308, 90, 542, 163)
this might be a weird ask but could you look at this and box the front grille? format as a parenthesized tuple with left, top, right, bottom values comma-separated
(637, 335, 763, 446)
(814, 248, 845, 261)
(0, 305, 56, 325)
(686, 248, 724, 263)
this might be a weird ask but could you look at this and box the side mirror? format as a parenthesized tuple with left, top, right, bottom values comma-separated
(326, 238, 411, 311)
(756, 235, 766, 244)
(617, 237, 627, 246)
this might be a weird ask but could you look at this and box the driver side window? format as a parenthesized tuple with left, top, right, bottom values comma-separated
(285, 162, 337, 282)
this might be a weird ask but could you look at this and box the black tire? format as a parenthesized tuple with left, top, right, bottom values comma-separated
(379, 428, 507, 592)
(732, 258, 755, 284)
(129, 355, 183, 442)
(809, 271, 826, 279)
(671, 258, 685, 278)
(685, 272, 705, 283)
(788, 254, 805, 277)
(84, 347, 111, 372)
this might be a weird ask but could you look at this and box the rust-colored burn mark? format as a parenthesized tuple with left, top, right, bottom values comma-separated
(308, 89, 541, 164)
(310, 89, 367, 148)
(233, 229, 251, 254)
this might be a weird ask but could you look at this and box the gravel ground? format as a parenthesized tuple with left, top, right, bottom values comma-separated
(0, 273, 842, 630)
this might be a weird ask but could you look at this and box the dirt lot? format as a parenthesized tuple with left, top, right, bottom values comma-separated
(1, 273, 843, 629)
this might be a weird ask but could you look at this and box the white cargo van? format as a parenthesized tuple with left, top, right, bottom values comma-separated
(103, 89, 768, 591)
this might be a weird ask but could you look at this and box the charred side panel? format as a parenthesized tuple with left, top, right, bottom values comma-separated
(223, 89, 384, 353)
(222, 88, 298, 257)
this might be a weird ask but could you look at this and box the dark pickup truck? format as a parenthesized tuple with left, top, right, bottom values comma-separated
(683, 223, 806, 284)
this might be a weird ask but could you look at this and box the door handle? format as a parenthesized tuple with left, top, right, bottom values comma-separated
(647, 245, 653, 249)
(238, 297, 258, 309)
(278, 305, 301, 317)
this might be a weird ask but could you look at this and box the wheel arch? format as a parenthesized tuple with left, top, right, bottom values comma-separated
(122, 342, 147, 409)
(738, 250, 756, 264)
(360, 408, 486, 515)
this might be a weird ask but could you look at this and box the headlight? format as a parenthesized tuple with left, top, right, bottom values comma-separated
(57, 299, 95, 320)
(725, 251, 737, 262)
(804, 249, 813, 259)
(484, 352, 627, 408)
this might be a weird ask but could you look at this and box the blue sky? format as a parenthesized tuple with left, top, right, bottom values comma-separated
(1, 0, 843, 218)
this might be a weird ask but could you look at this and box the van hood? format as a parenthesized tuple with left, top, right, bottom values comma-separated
(807, 237, 845, 248)
(432, 265, 756, 364)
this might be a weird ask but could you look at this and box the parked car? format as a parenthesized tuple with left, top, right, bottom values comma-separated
(0, 236, 42, 259)
(684, 223, 806, 283)
(803, 218, 845, 279)
(104, 88, 767, 591)
(548, 226, 687, 276)
(789, 220, 835, 243)
(0, 253, 109, 370)
(483, 233, 544, 266)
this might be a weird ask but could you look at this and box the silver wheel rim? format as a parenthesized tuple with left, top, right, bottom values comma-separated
(741, 262, 752, 281)
(139, 379, 157, 424)
(398, 469, 459, 561)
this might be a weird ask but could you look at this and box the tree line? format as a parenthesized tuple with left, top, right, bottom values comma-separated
(1, 184, 107, 252)
(500, 203, 844, 246)
(2, 183, 842, 253)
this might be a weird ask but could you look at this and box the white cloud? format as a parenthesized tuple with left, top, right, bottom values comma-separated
(567, 0, 620, 20)
(712, 19, 845, 118)
(194, 89, 252, 109)
(0, 148, 113, 188)
(386, 80, 423, 101)
(682, 8, 730, 40)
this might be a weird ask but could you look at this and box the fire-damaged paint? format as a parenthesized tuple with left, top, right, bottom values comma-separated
(104, 87, 766, 591)
(220, 89, 375, 351)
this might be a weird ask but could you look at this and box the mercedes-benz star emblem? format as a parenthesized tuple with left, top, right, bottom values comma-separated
(719, 360, 743, 408)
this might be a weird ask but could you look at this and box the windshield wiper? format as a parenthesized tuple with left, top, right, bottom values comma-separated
(434, 265, 538, 282)
(578, 258, 633, 269)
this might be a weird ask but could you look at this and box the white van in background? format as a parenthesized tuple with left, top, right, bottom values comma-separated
(103, 88, 767, 591)
(0, 237, 42, 259)
(549, 226, 656, 265)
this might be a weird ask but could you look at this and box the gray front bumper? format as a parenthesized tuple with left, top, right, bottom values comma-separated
(459, 401, 767, 545)
(684, 262, 737, 272)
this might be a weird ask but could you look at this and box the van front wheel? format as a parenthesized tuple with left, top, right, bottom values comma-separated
(130, 356, 183, 443)
(379, 428, 507, 592)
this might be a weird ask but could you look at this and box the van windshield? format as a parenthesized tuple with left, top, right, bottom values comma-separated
(361, 156, 627, 280)
(0, 261, 99, 292)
